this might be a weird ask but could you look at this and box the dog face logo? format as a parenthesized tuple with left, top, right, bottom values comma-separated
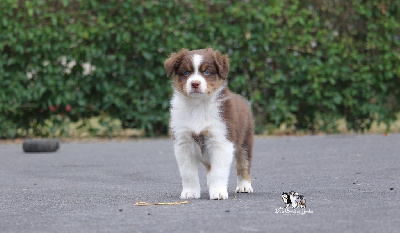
(282, 191, 306, 208)
(281, 192, 292, 208)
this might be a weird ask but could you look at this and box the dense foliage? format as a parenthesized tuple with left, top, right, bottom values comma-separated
(1, 0, 399, 138)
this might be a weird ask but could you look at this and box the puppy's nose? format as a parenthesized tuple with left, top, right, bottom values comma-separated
(191, 81, 200, 89)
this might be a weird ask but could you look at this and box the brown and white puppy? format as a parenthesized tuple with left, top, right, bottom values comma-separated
(164, 47, 254, 200)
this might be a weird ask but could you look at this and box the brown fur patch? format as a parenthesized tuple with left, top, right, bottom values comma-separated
(173, 77, 188, 97)
(220, 88, 254, 183)
(164, 49, 188, 77)
(200, 64, 206, 72)
(205, 164, 211, 173)
(191, 130, 210, 154)
(235, 147, 252, 182)
(206, 77, 225, 95)
(186, 64, 192, 72)
(213, 50, 229, 79)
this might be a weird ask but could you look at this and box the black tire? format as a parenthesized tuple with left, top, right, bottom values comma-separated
(23, 139, 60, 153)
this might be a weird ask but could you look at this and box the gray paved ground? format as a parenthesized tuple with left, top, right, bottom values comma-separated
(0, 134, 399, 233)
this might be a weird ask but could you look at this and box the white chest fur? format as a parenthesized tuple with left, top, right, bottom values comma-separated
(170, 89, 227, 138)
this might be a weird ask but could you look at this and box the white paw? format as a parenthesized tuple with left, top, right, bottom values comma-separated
(236, 179, 253, 193)
(209, 189, 228, 200)
(180, 190, 200, 199)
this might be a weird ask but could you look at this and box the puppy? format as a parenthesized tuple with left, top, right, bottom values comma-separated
(164, 47, 254, 200)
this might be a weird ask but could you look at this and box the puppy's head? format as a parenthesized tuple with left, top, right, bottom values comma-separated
(164, 47, 229, 97)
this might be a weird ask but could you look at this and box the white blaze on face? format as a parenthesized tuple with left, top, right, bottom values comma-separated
(186, 54, 207, 96)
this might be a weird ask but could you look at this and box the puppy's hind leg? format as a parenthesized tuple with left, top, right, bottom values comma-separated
(235, 146, 253, 193)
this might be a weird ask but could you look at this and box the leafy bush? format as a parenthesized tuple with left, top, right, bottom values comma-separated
(1, 0, 399, 138)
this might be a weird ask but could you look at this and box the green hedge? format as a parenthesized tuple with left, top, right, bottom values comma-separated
(1, 0, 399, 138)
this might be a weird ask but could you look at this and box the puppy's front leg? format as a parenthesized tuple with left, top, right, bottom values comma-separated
(208, 141, 234, 200)
(174, 138, 201, 199)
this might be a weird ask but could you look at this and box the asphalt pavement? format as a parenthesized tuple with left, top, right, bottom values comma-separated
(0, 134, 399, 232)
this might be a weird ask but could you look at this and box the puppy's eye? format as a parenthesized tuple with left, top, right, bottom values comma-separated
(184, 71, 190, 76)
(204, 70, 210, 75)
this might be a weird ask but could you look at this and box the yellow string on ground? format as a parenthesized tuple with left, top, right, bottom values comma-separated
(135, 201, 189, 206)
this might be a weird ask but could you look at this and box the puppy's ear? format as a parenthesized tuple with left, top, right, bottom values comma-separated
(164, 49, 188, 78)
(213, 50, 229, 79)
